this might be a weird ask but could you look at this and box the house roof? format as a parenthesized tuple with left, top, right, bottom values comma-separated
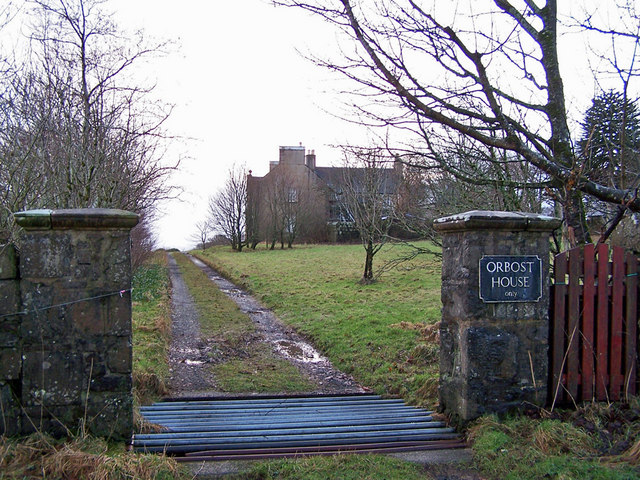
(314, 166, 399, 194)
(248, 160, 399, 196)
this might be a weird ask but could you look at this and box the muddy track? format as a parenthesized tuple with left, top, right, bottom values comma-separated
(166, 254, 218, 397)
(167, 252, 364, 397)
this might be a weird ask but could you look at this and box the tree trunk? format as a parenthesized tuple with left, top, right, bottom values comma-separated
(362, 240, 374, 282)
(562, 189, 591, 247)
(235, 223, 243, 252)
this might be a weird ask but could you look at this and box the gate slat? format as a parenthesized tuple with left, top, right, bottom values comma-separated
(596, 243, 610, 401)
(625, 253, 638, 397)
(552, 251, 568, 404)
(567, 247, 581, 401)
(551, 244, 638, 406)
(611, 246, 625, 400)
(582, 244, 596, 401)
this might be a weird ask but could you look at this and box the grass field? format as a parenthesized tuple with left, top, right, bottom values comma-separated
(193, 242, 442, 406)
(193, 242, 640, 480)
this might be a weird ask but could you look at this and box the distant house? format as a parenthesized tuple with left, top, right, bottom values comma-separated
(246, 145, 401, 246)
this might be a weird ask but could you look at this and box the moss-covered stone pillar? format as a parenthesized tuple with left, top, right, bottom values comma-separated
(433, 211, 560, 425)
(14, 208, 138, 440)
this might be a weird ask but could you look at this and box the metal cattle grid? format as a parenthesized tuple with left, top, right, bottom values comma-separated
(133, 394, 465, 462)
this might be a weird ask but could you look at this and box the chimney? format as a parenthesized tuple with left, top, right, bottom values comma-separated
(393, 155, 403, 177)
(305, 149, 316, 170)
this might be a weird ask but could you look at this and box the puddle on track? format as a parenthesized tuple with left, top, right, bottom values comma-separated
(183, 359, 205, 365)
(273, 339, 325, 363)
(171, 346, 210, 365)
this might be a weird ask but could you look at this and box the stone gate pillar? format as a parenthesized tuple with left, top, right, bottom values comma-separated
(14, 208, 138, 440)
(433, 211, 560, 425)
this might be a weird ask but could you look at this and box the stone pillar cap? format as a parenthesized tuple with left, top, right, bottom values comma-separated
(15, 208, 139, 230)
(433, 210, 561, 233)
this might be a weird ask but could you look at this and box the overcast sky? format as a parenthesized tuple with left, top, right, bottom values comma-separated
(106, 0, 368, 250)
(108, 0, 635, 250)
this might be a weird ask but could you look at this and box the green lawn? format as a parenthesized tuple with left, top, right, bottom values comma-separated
(193, 242, 640, 480)
(193, 242, 442, 406)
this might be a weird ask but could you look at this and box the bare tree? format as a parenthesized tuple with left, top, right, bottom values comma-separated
(130, 213, 157, 269)
(261, 170, 295, 249)
(276, 0, 640, 246)
(0, 0, 176, 241)
(260, 168, 325, 249)
(191, 218, 213, 250)
(338, 148, 397, 283)
(208, 164, 247, 251)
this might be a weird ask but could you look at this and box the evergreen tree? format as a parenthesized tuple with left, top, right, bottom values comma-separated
(579, 91, 640, 190)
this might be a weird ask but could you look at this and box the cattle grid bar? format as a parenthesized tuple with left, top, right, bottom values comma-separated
(133, 394, 464, 461)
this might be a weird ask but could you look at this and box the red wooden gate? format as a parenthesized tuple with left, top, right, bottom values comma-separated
(550, 244, 638, 405)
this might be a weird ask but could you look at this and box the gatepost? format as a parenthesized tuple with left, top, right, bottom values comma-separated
(12, 208, 138, 440)
(433, 211, 561, 425)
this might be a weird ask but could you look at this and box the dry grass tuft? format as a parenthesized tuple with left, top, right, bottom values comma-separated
(415, 375, 439, 402)
(133, 371, 169, 405)
(618, 438, 640, 465)
(390, 321, 440, 342)
(532, 420, 596, 456)
(469, 414, 596, 457)
(154, 298, 172, 337)
(1, 433, 183, 479)
(466, 415, 505, 444)
(134, 410, 168, 435)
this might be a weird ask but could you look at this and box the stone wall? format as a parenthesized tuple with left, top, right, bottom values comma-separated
(434, 211, 561, 425)
(0, 209, 138, 440)
(0, 243, 21, 435)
